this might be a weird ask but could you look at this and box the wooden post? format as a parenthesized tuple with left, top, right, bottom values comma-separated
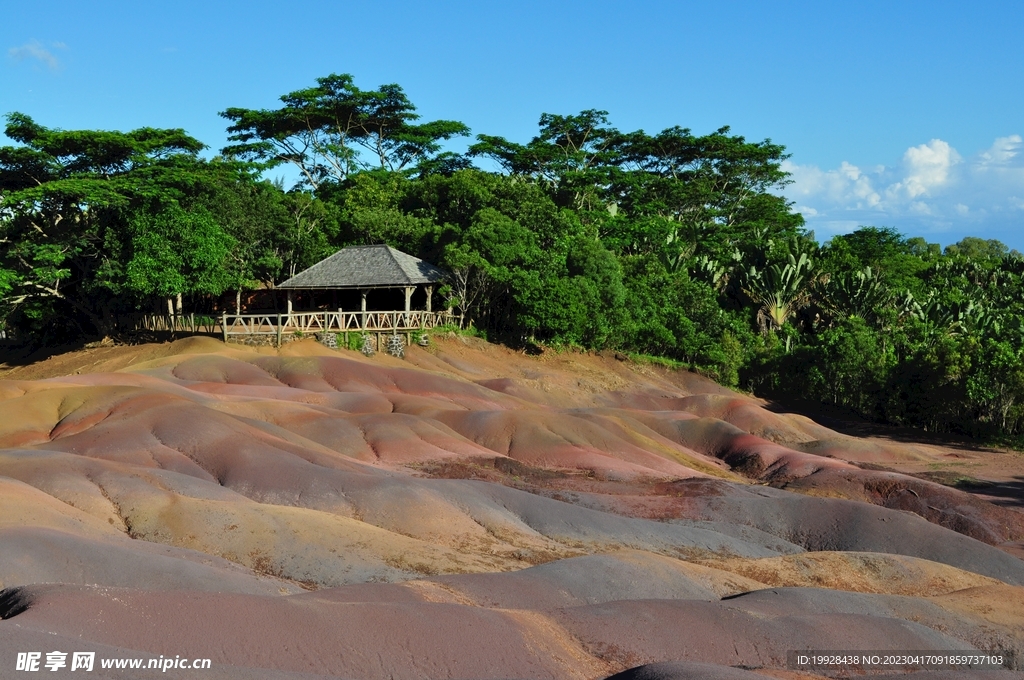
(286, 290, 294, 316)
(425, 285, 433, 313)
(376, 332, 381, 353)
(404, 286, 413, 313)
(276, 314, 283, 348)
(360, 290, 367, 330)
(221, 312, 228, 343)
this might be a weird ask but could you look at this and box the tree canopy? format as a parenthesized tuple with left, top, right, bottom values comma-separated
(3, 73, 1023, 443)
(221, 73, 470, 189)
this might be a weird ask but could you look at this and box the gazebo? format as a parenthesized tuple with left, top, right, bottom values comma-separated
(220, 245, 453, 346)
(277, 245, 446, 315)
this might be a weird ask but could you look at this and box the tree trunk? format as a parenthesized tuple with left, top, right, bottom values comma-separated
(175, 293, 183, 315)
(235, 289, 242, 316)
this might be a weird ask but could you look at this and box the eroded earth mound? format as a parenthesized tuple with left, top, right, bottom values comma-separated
(1, 336, 1022, 679)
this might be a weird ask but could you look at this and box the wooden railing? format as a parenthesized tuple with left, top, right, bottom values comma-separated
(116, 313, 220, 334)
(112, 310, 454, 346)
(221, 310, 455, 343)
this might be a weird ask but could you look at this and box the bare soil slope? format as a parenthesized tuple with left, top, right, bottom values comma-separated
(1, 335, 1022, 679)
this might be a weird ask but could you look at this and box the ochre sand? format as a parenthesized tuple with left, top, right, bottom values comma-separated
(1, 336, 1022, 679)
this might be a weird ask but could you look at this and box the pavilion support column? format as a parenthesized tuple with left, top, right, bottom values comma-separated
(286, 291, 294, 336)
(360, 290, 367, 330)
(342, 303, 348, 348)
(404, 286, 414, 313)
(425, 285, 433, 313)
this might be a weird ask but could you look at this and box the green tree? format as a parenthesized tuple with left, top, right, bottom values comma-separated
(807, 316, 892, 412)
(197, 167, 290, 311)
(470, 110, 622, 214)
(0, 113, 221, 337)
(221, 74, 470, 189)
(944, 236, 1011, 260)
(966, 335, 1024, 434)
(743, 247, 814, 340)
(333, 171, 435, 254)
(816, 266, 895, 328)
(440, 206, 544, 333)
(819, 227, 931, 301)
(276, 190, 338, 280)
(614, 126, 797, 266)
(123, 205, 234, 315)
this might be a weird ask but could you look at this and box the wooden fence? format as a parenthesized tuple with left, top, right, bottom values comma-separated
(221, 310, 455, 347)
(114, 310, 455, 347)
(116, 313, 220, 334)
(222, 309, 448, 333)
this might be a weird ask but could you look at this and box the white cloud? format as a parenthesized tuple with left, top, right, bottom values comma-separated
(896, 139, 960, 198)
(977, 135, 1021, 167)
(782, 160, 881, 210)
(783, 135, 1024, 244)
(8, 40, 64, 70)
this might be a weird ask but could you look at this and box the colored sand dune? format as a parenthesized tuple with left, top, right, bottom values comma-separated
(0, 335, 1022, 679)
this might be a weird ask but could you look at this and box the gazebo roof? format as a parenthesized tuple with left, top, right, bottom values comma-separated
(277, 245, 447, 290)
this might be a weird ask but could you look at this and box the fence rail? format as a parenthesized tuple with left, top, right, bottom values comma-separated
(222, 310, 454, 346)
(116, 313, 220, 334)
(221, 310, 453, 337)
(113, 310, 455, 346)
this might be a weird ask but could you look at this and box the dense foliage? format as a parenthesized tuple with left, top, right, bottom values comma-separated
(3, 74, 1023, 439)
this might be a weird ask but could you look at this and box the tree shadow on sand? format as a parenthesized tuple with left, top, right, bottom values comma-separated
(763, 396, 1010, 454)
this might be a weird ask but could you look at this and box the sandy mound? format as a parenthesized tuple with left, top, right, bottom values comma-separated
(4, 578, 1020, 679)
(701, 551, 1002, 596)
(1, 335, 1022, 678)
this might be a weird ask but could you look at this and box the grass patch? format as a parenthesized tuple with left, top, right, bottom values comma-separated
(624, 352, 690, 371)
(432, 323, 487, 340)
(914, 470, 995, 490)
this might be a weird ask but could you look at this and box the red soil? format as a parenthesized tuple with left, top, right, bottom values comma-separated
(1, 335, 1022, 679)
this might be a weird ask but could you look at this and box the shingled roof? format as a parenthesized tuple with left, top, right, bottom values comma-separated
(277, 245, 447, 290)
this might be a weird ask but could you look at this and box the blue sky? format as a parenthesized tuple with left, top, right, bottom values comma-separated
(3, 0, 1022, 249)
